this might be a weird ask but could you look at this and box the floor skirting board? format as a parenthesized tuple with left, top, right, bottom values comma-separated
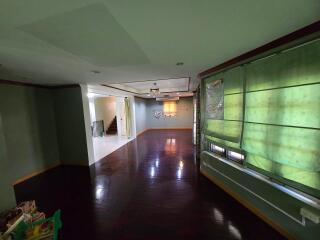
(12, 164, 60, 186)
(137, 128, 192, 136)
(146, 128, 192, 131)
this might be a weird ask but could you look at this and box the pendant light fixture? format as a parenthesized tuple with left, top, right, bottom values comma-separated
(150, 82, 160, 97)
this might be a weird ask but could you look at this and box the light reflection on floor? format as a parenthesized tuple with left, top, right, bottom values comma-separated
(211, 207, 242, 240)
(165, 138, 177, 154)
(15, 130, 285, 240)
(177, 160, 184, 179)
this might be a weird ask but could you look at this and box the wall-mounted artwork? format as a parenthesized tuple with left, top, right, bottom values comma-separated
(154, 111, 162, 119)
(153, 110, 176, 119)
(206, 79, 224, 119)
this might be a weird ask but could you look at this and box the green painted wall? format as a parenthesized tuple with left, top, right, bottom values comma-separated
(0, 84, 60, 210)
(53, 87, 88, 166)
(146, 97, 193, 129)
(0, 84, 89, 211)
(134, 97, 147, 134)
(201, 152, 320, 240)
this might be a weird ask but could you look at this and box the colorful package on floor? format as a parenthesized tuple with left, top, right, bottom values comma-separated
(14, 210, 61, 240)
(16, 202, 36, 215)
(16, 201, 45, 225)
(0, 209, 23, 233)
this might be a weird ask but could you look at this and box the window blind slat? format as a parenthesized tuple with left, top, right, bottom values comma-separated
(245, 84, 320, 128)
(242, 123, 320, 171)
(246, 39, 320, 91)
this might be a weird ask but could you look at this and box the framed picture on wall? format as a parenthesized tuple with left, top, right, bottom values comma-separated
(205, 79, 224, 119)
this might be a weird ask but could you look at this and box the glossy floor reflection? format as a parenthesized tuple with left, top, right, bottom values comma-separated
(15, 130, 285, 240)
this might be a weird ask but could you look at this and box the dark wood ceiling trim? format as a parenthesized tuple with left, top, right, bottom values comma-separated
(0, 79, 50, 89)
(198, 20, 320, 79)
(0, 79, 79, 89)
(49, 84, 79, 89)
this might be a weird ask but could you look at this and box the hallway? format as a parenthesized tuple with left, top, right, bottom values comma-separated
(14, 130, 284, 240)
(92, 134, 131, 162)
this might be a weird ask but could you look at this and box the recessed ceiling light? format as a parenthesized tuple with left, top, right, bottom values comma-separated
(176, 62, 184, 66)
(91, 70, 100, 74)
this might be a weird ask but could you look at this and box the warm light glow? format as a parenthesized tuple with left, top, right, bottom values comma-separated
(165, 138, 177, 154)
(179, 160, 184, 169)
(163, 101, 177, 117)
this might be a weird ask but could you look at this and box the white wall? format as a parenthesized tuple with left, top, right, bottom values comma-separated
(81, 85, 137, 165)
(80, 84, 95, 165)
(88, 97, 96, 123)
(94, 96, 116, 130)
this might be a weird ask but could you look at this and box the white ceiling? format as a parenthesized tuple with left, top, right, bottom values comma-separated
(0, 0, 319, 90)
(88, 82, 193, 99)
(108, 77, 190, 95)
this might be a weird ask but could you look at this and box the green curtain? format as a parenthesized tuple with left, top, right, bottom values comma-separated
(202, 38, 320, 197)
(124, 97, 132, 139)
(203, 66, 244, 150)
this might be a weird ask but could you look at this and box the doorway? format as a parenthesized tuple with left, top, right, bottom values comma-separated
(88, 94, 133, 162)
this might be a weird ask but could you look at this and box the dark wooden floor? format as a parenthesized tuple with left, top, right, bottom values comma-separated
(15, 130, 285, 240)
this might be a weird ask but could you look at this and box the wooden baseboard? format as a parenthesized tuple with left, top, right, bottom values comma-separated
(137, 128, 149, 136)
(137, 128, 192, 136)
(13, 164, 60, 185)
(147, 128, 192, 130)
(200, 168, 294, 240)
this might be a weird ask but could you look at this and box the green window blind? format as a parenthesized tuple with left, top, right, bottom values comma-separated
(246, 39, 320, 91)
(204, 67, 244, 150)
(245, 84, 320, 128)
(202, 38, 320, 197)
